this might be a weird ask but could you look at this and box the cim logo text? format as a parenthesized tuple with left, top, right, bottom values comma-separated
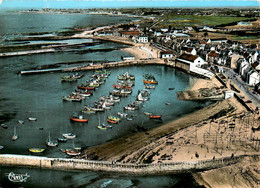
(6, 172, 30, 183)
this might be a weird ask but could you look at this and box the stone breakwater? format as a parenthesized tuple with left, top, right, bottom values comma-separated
(0, 154, 259, 175)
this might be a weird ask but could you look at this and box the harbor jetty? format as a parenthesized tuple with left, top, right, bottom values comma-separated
(0, 154, 259, 175)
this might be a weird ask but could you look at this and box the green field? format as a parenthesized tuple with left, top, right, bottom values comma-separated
(155, 15, 254, 28)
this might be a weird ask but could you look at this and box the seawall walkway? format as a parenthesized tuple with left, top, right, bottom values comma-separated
(0, 154, 259, 175)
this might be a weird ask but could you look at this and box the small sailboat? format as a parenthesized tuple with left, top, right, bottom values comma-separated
(12, 126, 18, 141)
(46, 132, 58, 147)
(97, 114, 106, 130)
(62, 133, 76, 139)
(65, 139, 81, 156)
(70, 114, 88, 123)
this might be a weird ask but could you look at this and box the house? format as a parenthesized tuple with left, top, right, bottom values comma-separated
(186, 47, 197, 55)
(254, 82, 260, 94)
(138, 36, 149, 43)
(176, 53, 206, 70)
(206, 51, 219, 64)
(239, 60, 250, 78)
(120, 31, 141, 38)
(160, 51, 174, 59)
(247, 71, 260, 86)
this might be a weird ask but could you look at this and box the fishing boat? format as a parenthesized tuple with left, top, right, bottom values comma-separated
(117, 112, 128, 118)
(70, 114, 88, 123)
(29, 148, 45, 153)
(143, 79, 158, 84)
(61, 76, 77, 82)
(46, 132, 58, 147)
(107, 116, 120, 122)
(72, 91, 91, 97)
(1, 123, 8, 129)
(28, 117, 37, 121)
(97, 124, 107, 130)
(57, 137, 67, 142)
(12, 126, 18, 141)
(77, 85, 95, 90)
(65, 139, 81, 156)
(144, 112, 152, 116)
(81, 109, 96, 114)
(62, 133, 76, 139)
(149, 115, 162, 119)
(144, 85, 156, 89)
(103, 123, 112, 128)
(61, 73, 84, 82)
(65, 149, 81, 156)
(107, 118, 118, 124)
(143, 74, 158, 84)
(62, 95, 83, 102)
(124, 106, 135, 111)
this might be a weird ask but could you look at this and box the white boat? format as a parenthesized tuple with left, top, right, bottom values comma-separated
(62, 133, 76, 139)
(1, 123, 8, 129)
(0, 146, 4, 150)
(12, 126, 18, 141)
(46, 132, 58, 147)
(18, 120, 24, 124)
(124, 106, 135, 111)
(117, 112, 128, 118)
(28, 117, 37, 121)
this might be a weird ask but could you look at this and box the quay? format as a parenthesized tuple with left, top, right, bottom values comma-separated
(0, 154, 259, 175)
(20, 58, 214, 79)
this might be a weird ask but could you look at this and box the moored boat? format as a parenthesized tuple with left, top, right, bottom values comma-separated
(107, 118, 118, 124)
(0, 146, 4, 150)
(77, 85, 95, 90)
(12, 126, 18, 141)
(28, 117, 37, 121)
(149, 115, 162, 119)
(46, 132, 58, 147)
(62, 133, 76, 139)
(143, 79, 158, 84)
(1, 123, 8, 129)
(57, 137, 67, 142)
(62, 95, 83, 102)
(97, 124, 107, 130)
(29, 148, 45, 153)
(107, 116, 120, 122)
(70, 114, 88, 123)
(65, 149, 81, 156)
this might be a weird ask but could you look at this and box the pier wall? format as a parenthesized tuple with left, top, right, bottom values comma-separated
(0, 154, 259, 175)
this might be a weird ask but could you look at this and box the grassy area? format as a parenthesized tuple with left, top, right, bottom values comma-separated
(155, 15, 254, 28)
(232, 36, 259, 40)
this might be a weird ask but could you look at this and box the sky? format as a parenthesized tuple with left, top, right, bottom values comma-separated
(0, 0, 259, 9)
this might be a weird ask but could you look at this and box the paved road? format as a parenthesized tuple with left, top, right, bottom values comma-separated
(224, 68, 260, 107)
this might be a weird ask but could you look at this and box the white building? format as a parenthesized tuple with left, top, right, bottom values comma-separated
(248, 71, 260, 86)
(138, 36, 149, 43)
(176, 53, 206, 69)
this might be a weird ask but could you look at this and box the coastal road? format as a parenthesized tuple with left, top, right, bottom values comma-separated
(224, 68, 260, 107)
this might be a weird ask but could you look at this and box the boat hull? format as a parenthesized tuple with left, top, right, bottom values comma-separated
(70, 117, 88, 122)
